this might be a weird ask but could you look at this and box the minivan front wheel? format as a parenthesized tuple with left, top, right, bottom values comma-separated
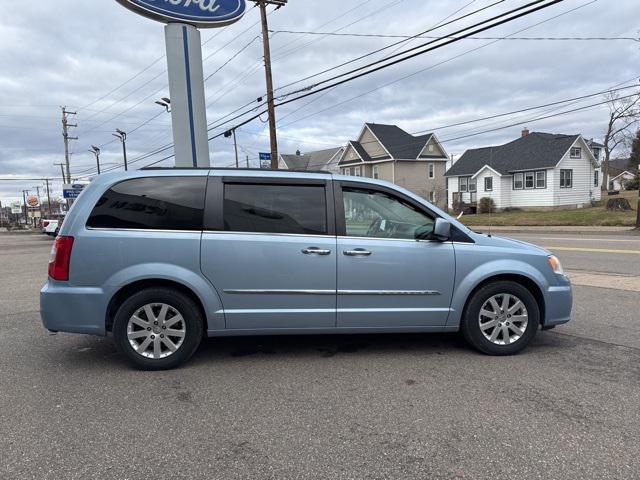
(113, 288, 203, 370)
(461, 281, 540, 355)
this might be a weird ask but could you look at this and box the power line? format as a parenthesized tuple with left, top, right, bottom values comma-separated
(278, 0, 597, 129)
(270, 30, 640, 42)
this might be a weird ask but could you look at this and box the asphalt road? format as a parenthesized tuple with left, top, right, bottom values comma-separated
(1, 233, 639, 480)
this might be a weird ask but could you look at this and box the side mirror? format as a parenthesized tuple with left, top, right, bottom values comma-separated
(432, 218, 451, 242)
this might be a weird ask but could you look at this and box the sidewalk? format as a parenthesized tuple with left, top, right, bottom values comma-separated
(469, 225, 638, 235)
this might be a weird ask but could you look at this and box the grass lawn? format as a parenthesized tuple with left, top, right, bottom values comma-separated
(459, 190, 639, 227)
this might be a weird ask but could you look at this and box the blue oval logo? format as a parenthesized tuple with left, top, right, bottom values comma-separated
(116, 0, 246, 28)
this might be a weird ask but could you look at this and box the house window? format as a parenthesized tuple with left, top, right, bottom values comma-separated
(459, 177, 468, 192)
(373, 166, 379, 179)
(594, 170, 599, 187)
(428, 144, 434, 152)
(484, 177, 493, 192)
(429, 191, 435, 202)
(428, 163, 435, 179)
(469, 178, 477, 192)
(560, 169, 573, 188)
(535, 171, 546, 189)
(514, 173, 524, 190)
(570, 147, 581, 159)
(525, 172, 535, 189)
(592, 147, 600, 160)
(354, 166, 362, 177)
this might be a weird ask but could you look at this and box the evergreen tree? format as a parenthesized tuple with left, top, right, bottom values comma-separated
(629, 129, 640, 172)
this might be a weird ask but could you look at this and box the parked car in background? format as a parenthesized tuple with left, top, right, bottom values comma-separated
(40, 169, 572, 370)
(42, 219, 59, 236)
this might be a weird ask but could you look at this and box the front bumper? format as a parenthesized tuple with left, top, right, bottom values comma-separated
(544, 278, 573, 327)
(40, 281, 109, 336)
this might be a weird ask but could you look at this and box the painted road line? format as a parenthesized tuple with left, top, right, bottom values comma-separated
(515, 237, 640, 243)
(566, 270, 640, 292)
(543, 246, 640, 255)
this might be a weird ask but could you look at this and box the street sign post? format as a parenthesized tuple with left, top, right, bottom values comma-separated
(10, 202, 22, 215)
(259, 152, 272, 169)
(115, 0, 247, 169)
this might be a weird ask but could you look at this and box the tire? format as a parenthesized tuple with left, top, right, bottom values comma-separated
(461, 281, 540, 356)
(113, 287, 204, 370)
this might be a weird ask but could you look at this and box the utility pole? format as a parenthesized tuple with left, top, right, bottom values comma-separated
(225, 129, 240, 167)
(45, 179, 53, 217)
(21, 190, 29, 227)
(113, 129, 128, 171)
(61, 107, 78, 183)
(246, 154, 250, 168)
(253, 0, 287, 169)
(90, 146, 101, 175)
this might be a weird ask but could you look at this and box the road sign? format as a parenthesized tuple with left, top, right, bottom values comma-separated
(26, 196, 40, 208)
(10, 202, 22, 215)
(63, 183, 88, 199)
(259, 152, 272, 169)
(115, 0, 247, 28)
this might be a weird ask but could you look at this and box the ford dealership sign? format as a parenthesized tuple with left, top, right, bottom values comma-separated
(115, 0, 247, 28)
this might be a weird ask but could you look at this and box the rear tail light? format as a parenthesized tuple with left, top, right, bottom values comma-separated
(48, 236, 74, 281)
(43, 221, 50, 228)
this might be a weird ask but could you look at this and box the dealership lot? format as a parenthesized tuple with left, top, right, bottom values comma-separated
(1, 233, 639, 479)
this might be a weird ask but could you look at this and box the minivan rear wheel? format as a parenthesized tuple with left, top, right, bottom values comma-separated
(461, 281, 540, 356)
(113, 287, 203, 370)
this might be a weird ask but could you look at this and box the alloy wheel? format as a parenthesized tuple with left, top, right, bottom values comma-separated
(478, 293, 529, 345)
(127, 303, 186, 359)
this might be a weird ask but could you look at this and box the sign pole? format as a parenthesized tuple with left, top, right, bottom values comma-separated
(165, 23, 210, 168)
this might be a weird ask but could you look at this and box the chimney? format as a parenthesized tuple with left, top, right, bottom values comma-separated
(521, 127, 530, 137)
(296, 149, 301, 156)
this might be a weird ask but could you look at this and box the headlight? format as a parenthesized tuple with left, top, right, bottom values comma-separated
(547, 255, 564, 275)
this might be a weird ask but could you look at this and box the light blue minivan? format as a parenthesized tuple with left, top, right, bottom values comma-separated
(41, 169, 572, 369)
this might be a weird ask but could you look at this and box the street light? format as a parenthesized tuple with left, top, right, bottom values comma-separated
(155, 97, 171, 113)
(89, 145, 101, 175)
(112, 129, 128, 171)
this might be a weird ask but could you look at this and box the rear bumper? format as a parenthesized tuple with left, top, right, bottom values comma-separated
(40, 281, 109, 336)
(544, 281, 573, 327)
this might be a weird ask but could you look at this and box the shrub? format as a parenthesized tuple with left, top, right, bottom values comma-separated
(503, 207, 522, 212)
(478, 197, 496, 214)
(624, 176, 639, 191)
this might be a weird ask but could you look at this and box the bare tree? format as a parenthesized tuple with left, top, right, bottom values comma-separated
(602, 90, 640, 191)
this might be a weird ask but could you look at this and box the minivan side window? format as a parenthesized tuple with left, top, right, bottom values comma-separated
(343, 187, 434, 240)
(224, 183, 327, 235)
(86, 177, 207, 231)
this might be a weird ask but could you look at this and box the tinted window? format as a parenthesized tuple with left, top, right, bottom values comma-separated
(87, 177, 206, 231)
(343, 188, 434, 240)
(224, 184, 327, 235)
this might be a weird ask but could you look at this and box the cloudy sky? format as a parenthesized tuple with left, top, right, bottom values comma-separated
(0, 0, 638, 204)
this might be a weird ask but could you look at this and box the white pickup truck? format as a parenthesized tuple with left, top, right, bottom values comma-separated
(41, 219, 60, 236)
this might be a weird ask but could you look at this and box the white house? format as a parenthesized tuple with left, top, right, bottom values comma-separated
(605, 158, 637, 190)
(445, 130, 602, 210)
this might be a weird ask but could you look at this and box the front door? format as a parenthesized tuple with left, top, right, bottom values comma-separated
(336, 183, 455, 328)
(201, 177, 337, 330)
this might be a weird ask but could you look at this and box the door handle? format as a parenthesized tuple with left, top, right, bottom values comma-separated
(344, 249, 372, 257)
(302, 247, 332, 255)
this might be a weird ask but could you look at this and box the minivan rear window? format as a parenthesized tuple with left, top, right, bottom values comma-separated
(224, 183, 327, 235)
(86, 177, 206, 231)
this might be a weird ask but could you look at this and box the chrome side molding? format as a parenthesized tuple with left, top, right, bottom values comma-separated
(224, 289, 441, 296)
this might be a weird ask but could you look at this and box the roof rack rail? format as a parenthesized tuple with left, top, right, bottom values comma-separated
(140, 166, 331, 174)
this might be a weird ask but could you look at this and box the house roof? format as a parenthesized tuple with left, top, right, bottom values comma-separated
(365, 123, 435, 159)
(587, 138, 605, 149)
(281, 147, 343, 171)
(340, 124, 442, 164)
(609, 165, 635, 180)
(445, 132, 583, 177)
(608, 157, 633, 172)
